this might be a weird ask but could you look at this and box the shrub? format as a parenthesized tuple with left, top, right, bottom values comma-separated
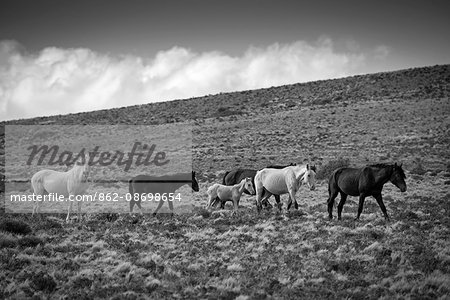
(316, 158, 350, 180)
(0, 232, 18, 248)
(18, 235, 44, 248)
(195, 207, 211, 218)
(0, 219, 32, 235)
(214, 107, 242, 117)
(30, 271, 57, 292)
(410, 159, 427, 175)
(34, 217, 63, 230)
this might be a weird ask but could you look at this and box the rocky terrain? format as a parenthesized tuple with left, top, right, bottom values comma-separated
(1, 64, 449, 299)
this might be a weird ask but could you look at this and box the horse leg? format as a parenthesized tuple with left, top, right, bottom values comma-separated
(274, 195, 282, 212)
(261, 189, 273, 209)
(286, 196, 299, 210)
(287, 189, 297, 212)
(374, 193, 389, 221)
(206, 192, 216, 209)
(77, 200, 82, 222)
(66, 200, 73, 223)
(32, 201, 36, 216)
(168, 198, 174, 218)
(33, 199, 44, 220)
(255, 186, 265, 213)
(129, 198, 136, 214)
(232, 197, 239, 215)
(337, 193, 347, 220)
(327, 189, 339, 220)
(287, 195, 292, 211)
(32, 198, 40, 216)
(153, 199, 164, 217)
(206, 188, 216, 208)
(135, 199, 144, 215)
(32, 186, 47, 217)
(355, 194, 367, 220)
(260, 192, 273, 213)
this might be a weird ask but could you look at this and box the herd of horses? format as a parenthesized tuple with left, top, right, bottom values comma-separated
(30, 153, 407, 223)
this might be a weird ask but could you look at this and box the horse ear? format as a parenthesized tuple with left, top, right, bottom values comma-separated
(398, 162, 402, 168)
(307, 164, 310, 170)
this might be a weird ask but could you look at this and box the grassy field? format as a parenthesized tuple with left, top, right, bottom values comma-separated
(1, 65, 450, 299)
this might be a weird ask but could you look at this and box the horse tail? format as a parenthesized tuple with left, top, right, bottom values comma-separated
(328, 168, 342, 196)
(31, 171, 48, 215)
(222, 171, 231, 185)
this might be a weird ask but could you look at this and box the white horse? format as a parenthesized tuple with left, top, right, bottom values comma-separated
(254, 164, 316, 213)
(207, 177, 255, 213)
(31, 154, 90, 222)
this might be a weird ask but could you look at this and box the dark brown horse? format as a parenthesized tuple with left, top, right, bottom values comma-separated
(129, 171, 199, 216)
(221, 163, 296, 209)
(327, 163, 406, 221)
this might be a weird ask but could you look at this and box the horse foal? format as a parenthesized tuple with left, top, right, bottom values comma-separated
(207, 177, 254, 213)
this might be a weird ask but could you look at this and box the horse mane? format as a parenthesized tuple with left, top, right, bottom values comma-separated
(70, 163, 89, 182)
(368, 163, 406, 178)
(368, 163, 391, 168)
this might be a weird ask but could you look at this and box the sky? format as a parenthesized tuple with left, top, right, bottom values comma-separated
(0, 0, 449, 121)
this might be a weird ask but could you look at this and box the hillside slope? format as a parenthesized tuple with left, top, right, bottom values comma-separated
(3, 64, 449, 126)
(2, 64, 450, 180)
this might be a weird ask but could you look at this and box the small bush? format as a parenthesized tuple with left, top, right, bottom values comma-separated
(34, 217, 63, 230)
(0, 232, 18, 248)
(316, 158, 350, 180)
(18, 235, 44, 248)
(30, 271, 57, 292)
(0, 219, 32, 235)
(214, 107, 242, 117)
(195, 207, 211, 218)
(410, 161, 427, 175)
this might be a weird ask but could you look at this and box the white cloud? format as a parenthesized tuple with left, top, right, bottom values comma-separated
(0, 38, 382, 120)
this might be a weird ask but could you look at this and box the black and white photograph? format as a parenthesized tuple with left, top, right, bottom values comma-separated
(1, 0, 449, 299)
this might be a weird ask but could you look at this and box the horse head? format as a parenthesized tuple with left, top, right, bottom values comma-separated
(391, 162, 407, 192)
(302, 164, 316, 191)
(71, 152, 90, 182)
(244, 177, 255, 195)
